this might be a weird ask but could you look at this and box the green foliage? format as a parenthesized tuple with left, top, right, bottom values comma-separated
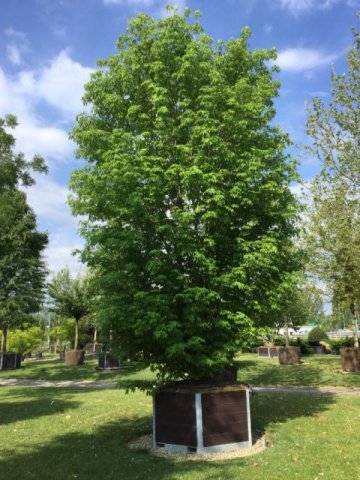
(69, 11, 300, 382)
(328, 337, 355, 354)
(308, 326, 329, 346)
(49, 317, 74, 346)
(48, 268, 94, 350)
(271, 335, 313, 355)
(0, 115, 48, 352)
(6, 327, 45, 355)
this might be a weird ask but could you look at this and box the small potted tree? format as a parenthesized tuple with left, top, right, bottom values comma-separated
(274, 272, 307, 366)
(48, 268, 93, 366)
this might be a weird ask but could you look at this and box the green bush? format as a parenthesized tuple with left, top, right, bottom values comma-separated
(308, 326, 329, 346)
(7, 327, 45, 355)
(290, 338, 314, 355)
(329, 337, 354, 354)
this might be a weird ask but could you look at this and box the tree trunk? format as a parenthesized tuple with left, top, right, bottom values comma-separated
(93, 327, 97, 343)
(1, 325, 7, 353)
(351, 302, 359, 348)
(74, 318, 79, 350)
(284, 316, 290, 347)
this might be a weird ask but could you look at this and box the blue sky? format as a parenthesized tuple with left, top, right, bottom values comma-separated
(1, 0, 359, 275)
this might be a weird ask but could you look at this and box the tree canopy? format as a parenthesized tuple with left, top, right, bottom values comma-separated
(48, 268, 93, 350)
(70, 10, 300, 382)
(0, 115, 48, 353)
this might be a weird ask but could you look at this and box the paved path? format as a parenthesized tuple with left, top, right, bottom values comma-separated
(251, 385, 360, 396)
(0, 378, 118, 389)
(1, 378, 360, 395)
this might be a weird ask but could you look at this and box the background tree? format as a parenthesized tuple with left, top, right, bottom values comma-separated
(306, 22, 359, 347)
(0, 115, 48, 353)
(70, 10, 300, 382)
(48, 268, 93, 350)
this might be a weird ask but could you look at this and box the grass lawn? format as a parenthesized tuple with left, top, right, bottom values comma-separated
(1, 353, 360, 389)
(237, 353, 360, 388)
(1, 385, 360, 479)
(0, 356, 154, 386)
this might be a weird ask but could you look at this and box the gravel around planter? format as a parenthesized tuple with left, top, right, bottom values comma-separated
(128, 433, 269, 461)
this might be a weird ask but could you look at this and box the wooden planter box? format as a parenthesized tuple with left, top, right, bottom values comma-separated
(98, 353, 121, 370)
(340, 347, 360, 372)
(258, 346, 278, 358)
(64, 350, 85, 366)
(153, 383, 252, 454)
(0, 352, 22, 370)
(312, 345, 325, 355)
(278, 346, 301, 365)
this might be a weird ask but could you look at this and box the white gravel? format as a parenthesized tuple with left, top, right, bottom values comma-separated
(128, 434, 269, 461)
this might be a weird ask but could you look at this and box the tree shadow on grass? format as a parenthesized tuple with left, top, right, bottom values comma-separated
(250, 389, 335, 435)
(0, 398, 80, 426)
(237, 358, 335, 387)
(0, 359, 150, 383)
(0, 387, 81, 425)
(0, 388, 337, 480)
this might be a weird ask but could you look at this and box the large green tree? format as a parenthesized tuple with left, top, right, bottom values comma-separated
(0, 115, 48, 352)
(306, 23, 360, 347)
(70, 10, 300, 382)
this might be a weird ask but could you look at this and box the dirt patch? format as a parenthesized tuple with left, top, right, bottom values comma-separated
(128, 433, 269, 461)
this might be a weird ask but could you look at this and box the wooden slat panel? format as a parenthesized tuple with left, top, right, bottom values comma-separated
(203, 430, 249, 446)
(154, 392, 197, 446)
(202, 391, 247, 409)
(202, 391, 249, 447)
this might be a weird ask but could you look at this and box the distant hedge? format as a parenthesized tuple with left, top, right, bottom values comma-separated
(328, 337, 355, 354)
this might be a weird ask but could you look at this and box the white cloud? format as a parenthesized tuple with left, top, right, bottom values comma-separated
(7, 45, 22, 65)
(274, 0, 359, 12)
(24, 176, 84, 275)
(16, 122, 73, 161)
(4, 27, 26, 39)
(274, 0, 336, 12)
(25, 177, 69, 220)
(45, 235, 84, 276)
(0, 68, 73, 161)
(36, 50, 94, 117)
(277, 48, 339, 72)
(0, 48, 94, 161)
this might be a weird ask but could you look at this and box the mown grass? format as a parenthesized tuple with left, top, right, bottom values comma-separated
(237, 353, 360, 388)
(1, 385, 360, 479)
(1, 353, 360, 389)
(0, 356, 154, 384)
